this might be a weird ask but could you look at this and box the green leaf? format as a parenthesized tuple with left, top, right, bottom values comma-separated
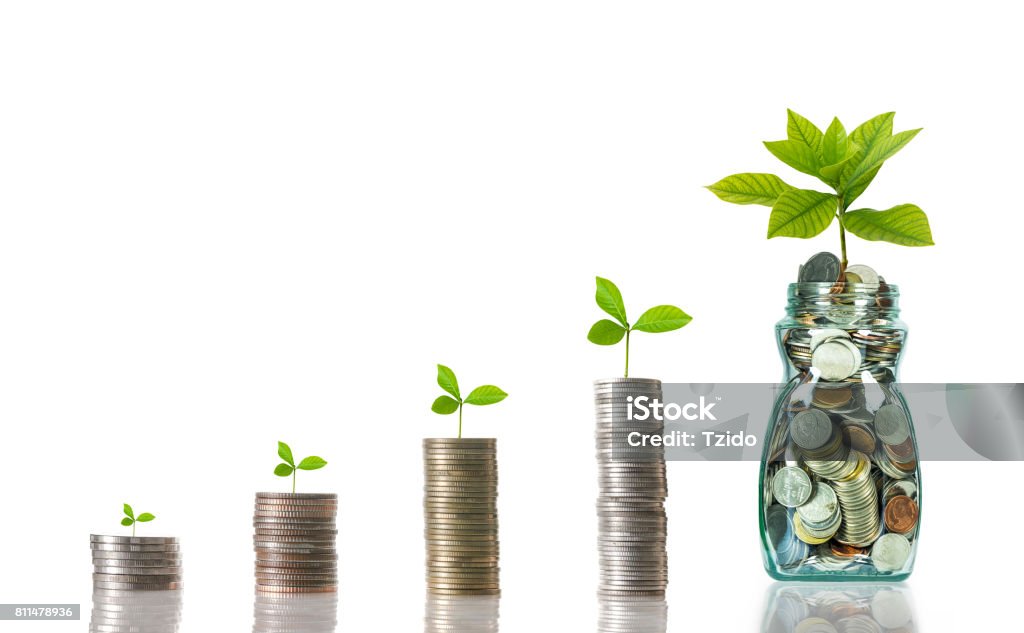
(594, 277, 627, 326)
(838, 112, 896, 204)
(849, 112, 895, 151)
(436, 364, 461, 400)
(136, 513, 155, 522)
(587, 319, 626, 345)
(819, 150, 858, 184)
(786, 109, 824, 155)
(465, 385, 508, 406)
(278, 441, 294, 466)
(705, 173, 795, 206)
(763, 140, 822, 178)
(431, 395, 460, 414)
(274, 463, 294, 477)
(123, 504, 134, 519)
(767, 189, 837, 239)
(632, 305, 693, 333)
(121, 517, 134, 527)
(842, 128, 921, 196)
(843, 204, 934, 246)
(821, 117, 848, 166)
(297, 456, 328, 471)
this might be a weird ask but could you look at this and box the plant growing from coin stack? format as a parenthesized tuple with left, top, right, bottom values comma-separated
(274, 441, 328, 494)
(430, 364, 508, 438)
(587, 277, 692, 377)
(706, 110, 934, 268)
(121, 503, 155, 537)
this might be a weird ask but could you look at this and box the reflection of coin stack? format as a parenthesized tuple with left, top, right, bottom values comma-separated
(90, 535, 183, 591)
(253, 493, 338, 594)
(423, 438, 500, 596)
(425, 595, 500, 633)
(594, 378, 668, 599)
(598, 597, 668, 633)
(89, 587, 183, 633)
(253, 592, 339, 633)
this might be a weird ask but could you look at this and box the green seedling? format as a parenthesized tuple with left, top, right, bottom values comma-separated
(121, 503, 155, 537)
(587, 276, 692, 377)
(707, 110, 934, 268)
(274, 441, 328, 494)
(430, 365, 507, 438)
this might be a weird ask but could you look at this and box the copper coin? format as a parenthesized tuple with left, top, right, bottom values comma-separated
(842, 423, 877, 454)
(884, 495, 919, 534)
(830, 542, 869, 558)
(884, 436, 917, 463)
(813, 385, 853, 409)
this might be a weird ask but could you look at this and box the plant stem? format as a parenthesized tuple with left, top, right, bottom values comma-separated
(132, 522, 136, 537)
(292, 470, 296, 494)
(458, 403, 463, 439)
(837, 196, 848, 269)
(624, 327, 631, 378)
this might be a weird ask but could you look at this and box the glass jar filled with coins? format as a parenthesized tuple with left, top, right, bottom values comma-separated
(759, 253, 921, 580)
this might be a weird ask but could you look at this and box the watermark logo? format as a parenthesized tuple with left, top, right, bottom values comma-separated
(626, 395, 718, 422)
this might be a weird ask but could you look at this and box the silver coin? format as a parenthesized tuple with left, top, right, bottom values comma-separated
(871, 533, 911, 572)
(772, 467, 813, 508)
(874, 404, 911, 445)
(791, 410, 833, 450)
(799, 252, 841, 283)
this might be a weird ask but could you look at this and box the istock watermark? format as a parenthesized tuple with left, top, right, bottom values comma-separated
(626, 395, 719, 422)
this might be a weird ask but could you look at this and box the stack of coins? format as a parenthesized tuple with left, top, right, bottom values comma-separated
(253, 592, 339, 633)
(90, 535, 183, 591)
(89, 586, 182, 633)
(423, 438, 500, 596)
(598, 597, 668, 633)
(425, 595, 500, 633)
(253, 493, 338, 594)
(594, 378, 668, 599)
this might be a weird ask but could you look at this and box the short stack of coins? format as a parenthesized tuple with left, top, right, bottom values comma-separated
(253, 592, 339, 633)
(90, 535, 183, 592)
(762, 252, 920, 576)
(253, 492, 338, 595)
(89, 585, 183, 633)
(594, 377, 668, 599)
(423, 438, 500, 596)
(425, 595, 500, 633)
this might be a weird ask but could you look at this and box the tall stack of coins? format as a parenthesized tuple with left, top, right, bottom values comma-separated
(253, 493, 338, 594)
(90, 535, 183, 591)
(89, 586, 183, 633)
(763, 252, 920, 577)
(253, 592, 339, 633)
(594, 378, 668, 598)
(425, 595, 500, 633)
(423, 438, 500, 596)
(598, 596, 668, 633)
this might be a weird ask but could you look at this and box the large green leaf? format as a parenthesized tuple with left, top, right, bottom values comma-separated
(838, 112, 898, 204)
(595, 277, 627, 326)
(431, 395, 460, 414)
(786, 109, 824, 155)
(849, 112, 895, 150)
(587, 319, 626, 345)
(842, 128, 921, 196)
(763, 140, 822, 178)
(632, 305, 692, 333)
(821, 117, 848, 166)
(767, 189, 837, 239)
(706, 173, 794, 206)
(843, 204, 934, 246)
(465, 385, 508, 406)
(137, 513, 155, 522)
(436, 364, 460, 400)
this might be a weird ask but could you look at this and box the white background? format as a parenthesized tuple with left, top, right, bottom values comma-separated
(1, 1, 1020, 630)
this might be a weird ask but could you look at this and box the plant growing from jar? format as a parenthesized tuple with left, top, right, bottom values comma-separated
(430, 365, 507, 438)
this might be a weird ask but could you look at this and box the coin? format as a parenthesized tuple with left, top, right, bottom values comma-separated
(812, 339, 862, 381)
(871, 533, 911, 572)
(844, 264, 880, 288)
(791, 410, 833, 451)
(883, 495, 919, 534)
(772, 467, 813, 508)
(799, 252, 842, 283)
(874, 404, 911, 445)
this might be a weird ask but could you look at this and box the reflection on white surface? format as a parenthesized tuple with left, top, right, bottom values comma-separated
(253, 591, 338, 632)
(89, 589, 183, 632)
(762, 583, 916, 632)
(425, 595, 500, 632)
(598, 597, 668, 633)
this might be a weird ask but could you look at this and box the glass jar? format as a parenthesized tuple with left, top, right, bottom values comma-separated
(759, 281, 921, 580)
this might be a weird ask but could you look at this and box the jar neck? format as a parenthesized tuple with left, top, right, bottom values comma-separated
(786, 282, 900, 324)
